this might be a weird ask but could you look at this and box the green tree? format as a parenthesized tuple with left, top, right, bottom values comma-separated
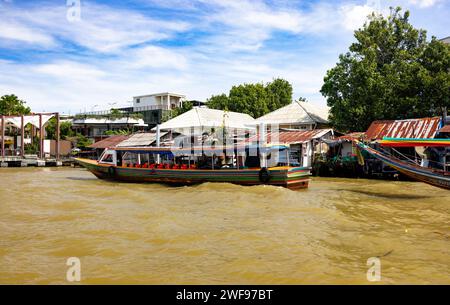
(174, 100, 194, 116)
(105, 129, 130, 135)
(207, 94, 229, 110)
(321, 7, 450, 132)
(419, 37, 450, 116)
(161, 101, 194, 122)
(74, 133, 92, 149)
(109, 108, 123, 120)
(45, 119, 74, 140)
(265, 78, 293, 111)
(207, 78, 294, 118)
(228, 83, 269, 118)
(0, 94, 31, 115)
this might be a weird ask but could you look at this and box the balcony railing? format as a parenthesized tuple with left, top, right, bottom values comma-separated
(77, 105, 168, 116)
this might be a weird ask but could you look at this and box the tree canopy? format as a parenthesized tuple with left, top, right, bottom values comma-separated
(45, 119, 75, 140)
(320, 7, 450, 132)
(0, 94, 31, 115)
(207, 78, 295, 118)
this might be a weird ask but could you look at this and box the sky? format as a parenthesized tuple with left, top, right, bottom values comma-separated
(0, 0, 449, 115)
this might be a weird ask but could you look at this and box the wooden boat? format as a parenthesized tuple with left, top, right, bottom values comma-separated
(355, 140, 450, 190)
(75, 145, 311, 190)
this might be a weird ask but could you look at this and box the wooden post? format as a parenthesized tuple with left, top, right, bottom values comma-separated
(21, 115, 25, 157)
(1, 115, 4, 159)
(156, 124, 161, 164)
(56, 113, 60, 160)
(39, 114, 43, 159)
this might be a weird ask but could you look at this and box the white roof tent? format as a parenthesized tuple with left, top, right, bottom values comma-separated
(4, 113, 55, 129)
(153, 107, 256, 132)
(255, 101, 329, 126)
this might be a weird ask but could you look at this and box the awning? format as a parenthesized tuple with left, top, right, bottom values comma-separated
(4, 114, 54, 129)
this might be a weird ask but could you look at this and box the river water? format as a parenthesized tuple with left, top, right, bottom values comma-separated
(0, 167, 448, 284)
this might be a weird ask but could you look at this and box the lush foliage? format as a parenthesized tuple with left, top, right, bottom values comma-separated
(45, 119, 75, 140)
(104, 129, 130, 135)
(321, 7, 450, 132)
(0, 94, 31, 115)
(71, 133, 92, 149)
(207, 78, 295, 118)
(74, 109, 143, 121)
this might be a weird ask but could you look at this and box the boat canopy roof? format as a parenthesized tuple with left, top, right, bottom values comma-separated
(111, 144, 290, 155)
(380, 137, 450, 147)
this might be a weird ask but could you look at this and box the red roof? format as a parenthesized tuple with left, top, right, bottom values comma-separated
(89, 135, 129, 149)
(246, 129, 333, 144)
(365, 117, 441, 140)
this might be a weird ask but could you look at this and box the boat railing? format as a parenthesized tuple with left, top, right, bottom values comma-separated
(358, 141, 448, 175)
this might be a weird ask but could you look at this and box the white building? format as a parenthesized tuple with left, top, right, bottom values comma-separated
(132, 92, 186, 111)
(72, 117, 147, 138)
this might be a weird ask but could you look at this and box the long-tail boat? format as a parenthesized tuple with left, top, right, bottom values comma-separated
(355, 138, 450, 190)
(75, 145, 311, 190)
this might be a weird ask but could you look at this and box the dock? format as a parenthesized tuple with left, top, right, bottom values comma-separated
(0, 156, 75, 168)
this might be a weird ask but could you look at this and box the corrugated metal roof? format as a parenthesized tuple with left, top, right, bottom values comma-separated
(336, 132, 365, 141)
(437, 125, 450, 133)
(116, 132, 167, 147)
(89, 135, 129, 149)
(255, 101, 329, 125)
(365, 117, 441, 140)
(246, 129, 333, 144)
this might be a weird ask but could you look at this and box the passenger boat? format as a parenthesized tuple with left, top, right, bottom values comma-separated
(355, 139, 450, 190)
(75, 145, 311, 190)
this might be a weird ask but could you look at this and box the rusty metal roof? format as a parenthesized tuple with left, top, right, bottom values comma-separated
(437, 125, 450, 133)
(89, 135, 129, 149)
(336, 132, 365, 141)
(246, 129, 333, 144)
(365, 117, 441, 141)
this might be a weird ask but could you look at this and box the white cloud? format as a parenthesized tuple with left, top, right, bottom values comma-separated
(407, 0, 441, 8)
(0, 2, 190, 53)
(341, 4, 375, 31)
(0, 20, 55, 46)
(124, 46, 189, 70)
(33, 61, 106, 79)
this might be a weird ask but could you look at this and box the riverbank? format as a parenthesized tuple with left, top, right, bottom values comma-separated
(0, 167, 448, 284)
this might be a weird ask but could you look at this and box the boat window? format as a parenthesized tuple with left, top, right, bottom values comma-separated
(103, 154, 113, 163)
(245, 155, 260, 168)
(99, 149, 117, 164)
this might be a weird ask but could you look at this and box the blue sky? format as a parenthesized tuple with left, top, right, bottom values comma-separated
(0, 0, 449, 114)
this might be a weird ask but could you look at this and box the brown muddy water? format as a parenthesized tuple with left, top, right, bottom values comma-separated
(0, 167, 449, 284)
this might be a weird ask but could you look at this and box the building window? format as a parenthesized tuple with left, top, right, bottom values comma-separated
(136, 98, 140, 104)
